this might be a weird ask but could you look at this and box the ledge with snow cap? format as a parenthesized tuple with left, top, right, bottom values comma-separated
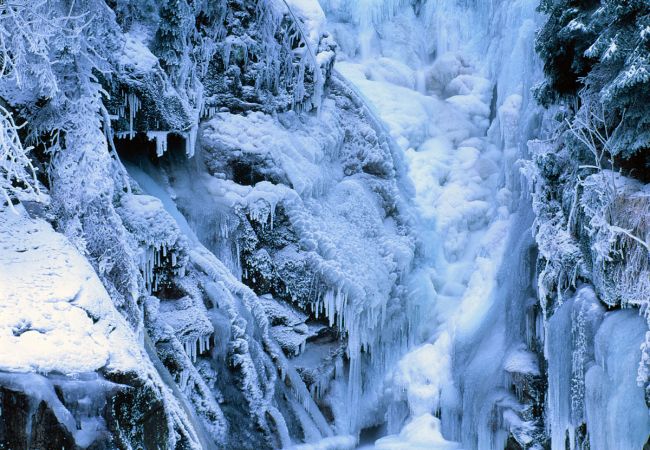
(118, 193, 190, 295)
(0, 204, 143, 375)
(0, 204, 185, 449)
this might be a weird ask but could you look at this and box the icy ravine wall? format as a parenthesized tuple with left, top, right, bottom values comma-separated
(0, 0, 423, 449)
(120, 89, 419, 447)
(318, 0, 650, 449)
(1, 1, 648, 449)
(525, 1, 650, 448)
(112, 0, 429, 445)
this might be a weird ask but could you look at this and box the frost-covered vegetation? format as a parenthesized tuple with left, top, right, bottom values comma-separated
(525, 0, 650, 448)
(0, 0, 648, 449)
(0, 0, 416, 448)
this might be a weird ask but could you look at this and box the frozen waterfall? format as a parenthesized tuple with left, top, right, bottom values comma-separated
(2, 0, 648, 448)
(317, 0, 650, 449)
(116, 0, 650, 447)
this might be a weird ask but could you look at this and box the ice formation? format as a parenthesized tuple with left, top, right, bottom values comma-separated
(0, 0, 648, 448)
(320, 0, 650, 448)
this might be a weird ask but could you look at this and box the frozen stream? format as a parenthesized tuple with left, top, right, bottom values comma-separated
(317, 0, 542, 446)
(318, 1, 649, 449)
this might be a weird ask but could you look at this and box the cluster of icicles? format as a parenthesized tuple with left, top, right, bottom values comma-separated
(114, 90, 197, 157)
(139, 243, 182, 294)
(184, 334, 212, 363)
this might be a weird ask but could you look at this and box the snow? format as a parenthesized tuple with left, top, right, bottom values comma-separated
(321, 0, 548, 447)
(201, 103, 417, 434)
(260, 294, 312, 356)
(504, 348, 540, 376)
(119, 32, 158, 73)
(118, 193, 187, 293)
(284, 0, 327, 52)
(0, 204, 142, 375)
(271, 0, 333, 113)
(375, 414, 461, 449)
(157, 295, 214, 362)
(202, 110, 339, 196)
(119, 194, 183, 247)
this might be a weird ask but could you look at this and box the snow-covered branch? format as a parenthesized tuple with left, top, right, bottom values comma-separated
(0, 104, 39, 211)
(567, 99, 648, 262)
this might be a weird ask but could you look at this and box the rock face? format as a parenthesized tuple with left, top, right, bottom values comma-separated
(0, 1, 418, 449)
(0, 0, 648, 449)
(0, 205, 189, 449)
(526, 2, 650, 448)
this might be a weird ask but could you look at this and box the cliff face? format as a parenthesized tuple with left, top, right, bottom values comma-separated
(0, 1, 648, 449)
(526, 2, 650, 448)
(0, 1, 419, 448)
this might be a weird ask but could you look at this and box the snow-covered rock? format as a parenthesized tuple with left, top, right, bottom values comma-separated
(0, 204, 200, 449)
(0, 204, 141, 375)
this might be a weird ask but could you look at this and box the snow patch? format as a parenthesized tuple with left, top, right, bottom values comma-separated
(0, 204, 142, 375)
(375, 414, 461, 449)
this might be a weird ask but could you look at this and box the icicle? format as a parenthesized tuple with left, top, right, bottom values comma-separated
(223, 39, 232, 68)
(126, 92, 140, 139)
(179, 369, 189, 392)
(182, 334, 212, 364)
(139, 247, 156, 294)
(198, 334, 211, 355)
(183, 125, 198, 157)
(184, 337, 197, 363)
(115, 131, 134, 140)
(146, 131, 169, 157)
(201, 105, 219, 119)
